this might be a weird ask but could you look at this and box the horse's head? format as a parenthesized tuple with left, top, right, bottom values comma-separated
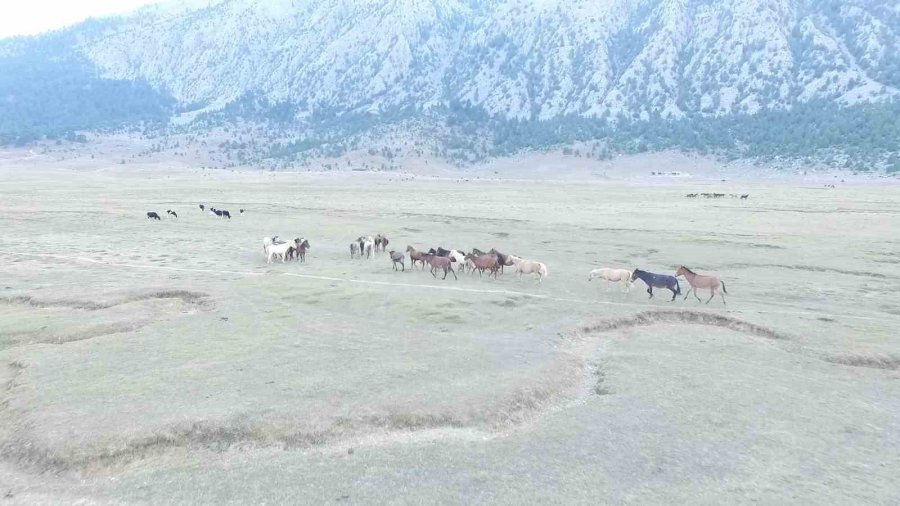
(302, 239, 310, 248)
(406, 245, 414, 252)
(675, 266, 686, 277)
(427, 248, 437, 255)
(631, 268, 641, 281)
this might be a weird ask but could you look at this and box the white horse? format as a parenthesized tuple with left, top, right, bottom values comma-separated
(588, 268, 634, 291)
(449, 250, 466, 271)
(266, 241, 293, 263)
(509, 255, 548, 282)
(362, 238, 375, 259)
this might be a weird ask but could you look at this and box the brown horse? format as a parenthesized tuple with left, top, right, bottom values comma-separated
(675, 266, 727, 305)
(465, 253, 499, 278)
(489, 248, 513, 273)
(423, 254, 457, 280)
(294, 238, 310, 263)
(406, 245, 427, 269)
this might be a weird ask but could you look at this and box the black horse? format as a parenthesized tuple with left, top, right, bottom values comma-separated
(146, 212, 161, 220)
(631, 268, 681, 301)
(222, 210, 231, 219)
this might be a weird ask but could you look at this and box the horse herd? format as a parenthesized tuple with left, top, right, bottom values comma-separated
(685, 193, 748, 199)
(147, 205, 727, 305)
(265, 232, 727, 304)
(147, 204, 246, 221)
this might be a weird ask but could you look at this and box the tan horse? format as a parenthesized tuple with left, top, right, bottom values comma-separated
(675, 266, 727, 305)
(589, 268, 633, 291)
(509, 255, 548, 282)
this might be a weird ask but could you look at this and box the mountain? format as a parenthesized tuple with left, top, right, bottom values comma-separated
(2, 0, 899, 170)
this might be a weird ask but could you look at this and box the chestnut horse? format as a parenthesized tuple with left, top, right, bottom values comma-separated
(675, 266, 727, 305)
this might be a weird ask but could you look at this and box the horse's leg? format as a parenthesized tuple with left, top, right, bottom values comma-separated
(647, 286, 653, 298)
(720, 290, 726, 306)
(669, 287, 677, 301)
(706, 290, 715, 304)
(683, 286, 691, 300)
(450, 266, 457, 280)
(694, 287, 702, 303)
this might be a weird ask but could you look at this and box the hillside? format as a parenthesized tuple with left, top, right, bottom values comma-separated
(1, 0, 899, 170)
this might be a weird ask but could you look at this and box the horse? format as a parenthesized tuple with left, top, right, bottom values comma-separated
(267, 241, 294, 263)
(423, 254, 457, 280)
(471, 248, 487, 256)
(263, 236, 284, 256)
(166, 210, 178, 219)
(350, 242, 359, 259)
(363, 239, 374, 259)
(675, 266, 727, 305)
(214, 209, 224, 217)
(489, 248, 513, 273)
(631, 268, 681, 301)
(389, 251, 405, 271)
(147, 212, 161, 220)
(374, 234, 389, 252)
(222, 210, 231, 219)
(465, 253, 499, 278)
(240, 209, 245, 215)
(588, 268, 633, 291)
(740, 194, 749, 200)
(406, 245, 427, 269)
(199, 204, 205, 212)
(294, 238, 310, 263)
(509, 255, 548, 282)
(449, 250, 466, 270)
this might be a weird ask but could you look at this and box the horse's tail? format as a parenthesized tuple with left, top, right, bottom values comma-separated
(721, 280, 727, 294)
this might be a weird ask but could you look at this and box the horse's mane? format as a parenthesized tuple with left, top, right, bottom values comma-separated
(681, 266, 696, 275)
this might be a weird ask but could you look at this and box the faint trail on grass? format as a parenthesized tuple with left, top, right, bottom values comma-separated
(0, 251, 895, 323)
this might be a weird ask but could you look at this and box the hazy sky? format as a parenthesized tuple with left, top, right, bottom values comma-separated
(0, 0, 161, 39)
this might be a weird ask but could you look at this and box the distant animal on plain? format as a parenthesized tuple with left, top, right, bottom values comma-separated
(489, 248, 513, 273)
(423, 254, 457, 280)
(166, 210, 178, 218)
(199, 204, 205, 212)
(389, 250, 405, 271)
(448, 250, 466, 270)
(350, 242, 359, 258)
(406, 245, 427, 269)
(465, 252, 499, 278)
(292, 238, 310, 263)
(266, 241, 294, 264)
(588, 268, 633, 291)
(146, 212, 161, 220)
(631, 268, 681, 301)
(509, 255, 548, 282)
(740, 194, 749, 200)
(239, 209, 244, 215)
(675, 266, 727, 305)
(222, 210, 231, 219)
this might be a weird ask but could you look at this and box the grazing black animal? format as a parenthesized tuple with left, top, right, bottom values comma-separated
(214, 209, 224, 217)
(222, 210, 231, 219)
(199, 204, 205, 211)
(166, 210, 178, 218)
(147, 212, 161, 220)
(740, 194, 749, 200)
(239, 209, 244, 215)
